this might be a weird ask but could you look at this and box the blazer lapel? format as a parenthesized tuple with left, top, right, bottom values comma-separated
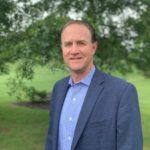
(52, 77, 70, 149)
(71, 70, 105, 150)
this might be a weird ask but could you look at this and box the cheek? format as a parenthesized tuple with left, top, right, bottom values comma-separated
(91, 50, 95, 55)
(62, 49, 66, 56)
(85, 50, 95, 58)
(89, 48, 96, 56)
(62, 51, 69, 60)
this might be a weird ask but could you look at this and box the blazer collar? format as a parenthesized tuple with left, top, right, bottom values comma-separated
(53, 69, 105, 150)
(52, 77, 70, 149)
(71, 69, 105, 150)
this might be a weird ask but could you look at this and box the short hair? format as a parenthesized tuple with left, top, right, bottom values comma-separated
(61, 20, 97, 43)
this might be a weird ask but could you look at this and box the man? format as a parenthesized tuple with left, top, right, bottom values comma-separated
(45, 20, 143, 150)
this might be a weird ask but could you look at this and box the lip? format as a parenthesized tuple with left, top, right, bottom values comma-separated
(70, 57, 82, 60)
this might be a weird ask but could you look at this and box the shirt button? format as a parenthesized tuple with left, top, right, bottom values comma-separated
(68, 136, 71, 141)
(73, 98, 76, 101)
(69, 117, 72, 121)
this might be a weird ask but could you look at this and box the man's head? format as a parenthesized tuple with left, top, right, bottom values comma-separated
(61, 20, 97, 43)
(61, 20, 98, 76)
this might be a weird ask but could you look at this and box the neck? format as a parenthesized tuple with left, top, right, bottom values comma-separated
(70, 65, 94, 83)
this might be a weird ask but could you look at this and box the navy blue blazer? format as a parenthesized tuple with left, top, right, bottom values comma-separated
(45, 69, 143, 150)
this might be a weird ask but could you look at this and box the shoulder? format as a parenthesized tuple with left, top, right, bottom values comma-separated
(53, 76, 70, 89)
(94, 69, 138, 106)
(94, 69, 136, 92)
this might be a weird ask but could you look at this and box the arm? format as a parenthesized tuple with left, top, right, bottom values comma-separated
(45, 85, 56, 150)
(117, 84, 143, 150)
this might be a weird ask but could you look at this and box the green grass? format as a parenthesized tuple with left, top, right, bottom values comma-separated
(126, 73, 150, 150)
(0, 66, 149, 150)
(0, 66, 67, 150)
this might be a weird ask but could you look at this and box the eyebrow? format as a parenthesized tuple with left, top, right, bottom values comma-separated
(63, 40, 88, 44)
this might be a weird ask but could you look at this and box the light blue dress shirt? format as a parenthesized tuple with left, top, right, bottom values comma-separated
(58, 67, 95, 150)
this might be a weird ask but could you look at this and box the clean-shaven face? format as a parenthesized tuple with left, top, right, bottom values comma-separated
(61, 23, 97, 74)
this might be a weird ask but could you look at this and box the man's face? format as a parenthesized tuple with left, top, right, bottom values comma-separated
(61, 24, 97, 74)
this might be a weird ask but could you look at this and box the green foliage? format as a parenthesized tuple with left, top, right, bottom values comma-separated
(0, 0, 149, 99)
(5, 61, 67, 102)
(7, 73, 48, 102)
(26, 87, 48, 102)
(134, 9, 150, 76)
(6, 60, 47, 102)
(7, 77, 29, 100)
(0, 0, 15, 32)
(1, 0, 149, 75)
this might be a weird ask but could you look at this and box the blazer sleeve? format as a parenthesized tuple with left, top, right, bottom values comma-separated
(117, 84, 143, 150)
(45, 84, 56, 150)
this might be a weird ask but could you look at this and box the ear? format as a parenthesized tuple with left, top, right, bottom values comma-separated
(61, 43, 64, 52)
(92, 41, 98, 55)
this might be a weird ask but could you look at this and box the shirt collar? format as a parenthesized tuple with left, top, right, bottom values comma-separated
(68, 66, 96, 86)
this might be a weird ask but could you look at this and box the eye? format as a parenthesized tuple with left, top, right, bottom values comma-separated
(77, 41, 86, 46)
(64, 42, 72, 47)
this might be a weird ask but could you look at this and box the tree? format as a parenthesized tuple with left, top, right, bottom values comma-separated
(1, 0, 149, 75)
(0, 0, 15, 32)
(133, 8, 150, 76)
(45, 0, 149, 75)
(0, 0, 149, 100)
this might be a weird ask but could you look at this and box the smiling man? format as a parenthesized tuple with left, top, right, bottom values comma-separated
(61, 22, 97, 82)
(45, 20, 143, 150)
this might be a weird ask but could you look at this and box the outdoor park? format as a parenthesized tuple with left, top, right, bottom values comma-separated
(0, 0, 149, 150)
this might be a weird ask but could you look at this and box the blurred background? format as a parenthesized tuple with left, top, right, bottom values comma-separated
(0, 0, 149, 149)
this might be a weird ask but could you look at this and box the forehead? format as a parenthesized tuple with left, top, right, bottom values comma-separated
(61, 24, 91, 41)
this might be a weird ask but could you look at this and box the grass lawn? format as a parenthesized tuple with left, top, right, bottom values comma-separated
(0, 66, 149, 150)
(0, 66, 67, 150)
(125, 72, 150, 150)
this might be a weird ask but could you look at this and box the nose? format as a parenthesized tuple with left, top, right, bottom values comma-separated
(70, 43, 79, 54)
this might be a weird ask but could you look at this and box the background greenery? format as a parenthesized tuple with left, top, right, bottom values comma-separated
(1, 0, 150, 77)
(0, 0, 149, 149)
(0, 0, 149, 102)
(0, 66, 67, 150)
(0, 66, 150, 150)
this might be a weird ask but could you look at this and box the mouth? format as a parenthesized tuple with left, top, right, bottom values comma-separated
(70, 57, 82, 60)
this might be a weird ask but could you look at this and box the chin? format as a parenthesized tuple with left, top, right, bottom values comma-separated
(69, 66, 86, 73)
